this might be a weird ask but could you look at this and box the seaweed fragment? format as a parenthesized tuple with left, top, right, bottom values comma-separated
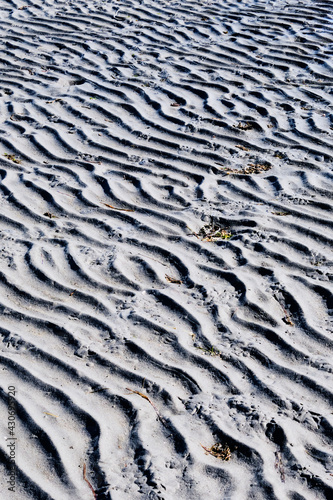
(275, 451, 286, 482)
(102, 203, 134, 212)
(43, 411, 58, 418)
(126, 388, 168, 427)
(235, 121, 253, 130)
(201, 443, 231, 461)
(217, 162, 271, 175)
(196, 345, 220, 356)
(274, 294, 294, 326)
(4, 153, 21, 164)
(198, 224, 232, 242)
(83, 463, 97, 499)
(44, 212, 58, 218)
(165, 274, 182, 284)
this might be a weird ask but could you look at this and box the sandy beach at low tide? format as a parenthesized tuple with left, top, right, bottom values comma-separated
(0, 0, 333, 498)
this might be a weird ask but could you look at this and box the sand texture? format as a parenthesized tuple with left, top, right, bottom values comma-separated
(0, 0, 333, 498)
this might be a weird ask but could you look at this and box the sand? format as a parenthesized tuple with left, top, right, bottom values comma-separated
(0, 0, 333, 498)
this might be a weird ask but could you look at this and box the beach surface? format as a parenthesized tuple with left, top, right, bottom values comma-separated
(0, 0, 333, 498)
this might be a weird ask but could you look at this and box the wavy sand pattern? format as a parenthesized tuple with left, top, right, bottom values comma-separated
(0, 0, 333, 498)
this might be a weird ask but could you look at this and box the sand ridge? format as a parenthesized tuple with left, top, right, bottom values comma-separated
(0, 0, 333, 498)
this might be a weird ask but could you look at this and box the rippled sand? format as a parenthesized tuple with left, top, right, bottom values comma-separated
(0, 0, 333, 498)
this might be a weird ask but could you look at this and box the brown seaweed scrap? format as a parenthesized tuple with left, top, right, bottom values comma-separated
(165, 274, 182, 284)
(198, 224, 232, 242)
(83, 463, 97, 499)
(273, 294, 294, 326)
(201, 443, 231, 461)
(235, 121, 253, 130)
(126, 388, 168, 427)
(217, 162, 271, 175)
(102, 203, 134, 212)
(275, 451, 286, 482)
(4, 153, 21, 164)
